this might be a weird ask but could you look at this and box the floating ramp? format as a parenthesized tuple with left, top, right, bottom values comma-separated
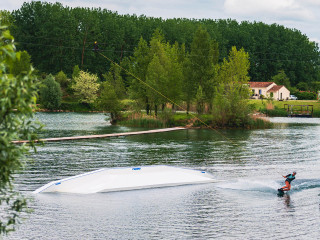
(33, 165, 215, 194)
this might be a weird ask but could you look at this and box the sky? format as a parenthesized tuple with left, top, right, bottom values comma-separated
(2, 0, 320, 44)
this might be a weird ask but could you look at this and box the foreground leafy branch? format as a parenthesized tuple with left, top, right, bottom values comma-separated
(0, 22, 38, 235)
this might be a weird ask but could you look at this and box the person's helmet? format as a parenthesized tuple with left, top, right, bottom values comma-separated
(293, 171, 296, 174)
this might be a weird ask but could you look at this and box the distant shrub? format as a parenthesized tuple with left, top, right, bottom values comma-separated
(59, 102, 93, 112)
(55, 70, 70, 88)
(291, 90, 316, 100)
(39, 74, 62, 110)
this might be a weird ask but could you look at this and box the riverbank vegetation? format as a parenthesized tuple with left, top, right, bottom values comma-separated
(2, 2, 320, 128)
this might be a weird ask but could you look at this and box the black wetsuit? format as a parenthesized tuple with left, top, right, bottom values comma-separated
(285, 174, 295, 183)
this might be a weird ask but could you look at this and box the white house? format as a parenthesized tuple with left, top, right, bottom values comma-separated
(249, 82, 290, 100)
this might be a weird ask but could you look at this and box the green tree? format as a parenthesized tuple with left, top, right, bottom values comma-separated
(213, 46, 251, 127)
(147, 30, 170, 114)
(182, 56, 196, 113)
(271, 70, 291, 88)
(188, 25, 219, 112)
(310, 82, 320, 92)
(146, 55, 167, 115)
(145, 30, 184, 113)
(72, 65, 80, 80)
(195, 85, 205, 114)
(296, 82, 309, 91)
(165, 41, 183, 110)
(129, 37, 151, 113)
(0, 24, 38, 235)
(0, 10, 13, 27)
(72, 70, 100, 104)
(55, 70, 69, 89)
(103, 63, 126, 99)
(95, 81, 121, 122)
(40, 74, 62, 110)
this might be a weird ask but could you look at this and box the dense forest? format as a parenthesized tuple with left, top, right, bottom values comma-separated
(9, 1, 320, 87)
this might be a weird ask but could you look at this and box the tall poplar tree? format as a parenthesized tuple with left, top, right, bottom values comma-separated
(187, 25, 219, 113)
(213, 46, 251, 127)
(129, 37, 151, 114)
(103, 63, 126, 99)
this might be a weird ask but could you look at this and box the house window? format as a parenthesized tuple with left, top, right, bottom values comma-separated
(259, 89, 262, 95)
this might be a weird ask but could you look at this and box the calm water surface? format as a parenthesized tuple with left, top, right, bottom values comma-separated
(5, 113, 320, 239)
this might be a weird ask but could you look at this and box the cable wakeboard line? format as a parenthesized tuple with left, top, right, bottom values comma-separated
(95, 45, 235, 144)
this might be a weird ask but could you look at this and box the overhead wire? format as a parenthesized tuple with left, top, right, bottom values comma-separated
(15, 40, 320, 63)
(15, 35, 320, 57)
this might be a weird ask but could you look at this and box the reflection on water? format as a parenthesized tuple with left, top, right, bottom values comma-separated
(282, 194, 294, 210)
(5, 113, 320, 239)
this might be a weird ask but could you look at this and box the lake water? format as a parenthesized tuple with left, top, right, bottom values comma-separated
(4, 113, 320, 239)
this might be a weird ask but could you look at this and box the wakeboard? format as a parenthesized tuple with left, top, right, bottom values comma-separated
(277, 188, 285, 196)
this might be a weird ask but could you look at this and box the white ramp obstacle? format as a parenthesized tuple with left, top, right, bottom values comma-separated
(33, 165, 215, 194)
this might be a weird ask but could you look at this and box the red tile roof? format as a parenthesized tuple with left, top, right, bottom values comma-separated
(267, 85, 284, 92)
(249, 82, 275, 88)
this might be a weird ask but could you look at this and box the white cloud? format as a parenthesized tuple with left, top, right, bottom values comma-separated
(224, 0, 315, 21)
(303, 0, 320, 7)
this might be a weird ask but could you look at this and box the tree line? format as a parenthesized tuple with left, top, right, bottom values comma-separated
(9, 1, 320, 87)
(35, 26, 252, 127)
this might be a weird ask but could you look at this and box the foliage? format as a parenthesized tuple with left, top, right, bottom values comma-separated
(291, 90, 316, 100)
(296, 82, 309, 91)
(39, 74, 62, 110)
(0, 10, 14, 27)
(95, 81, 121, 121)
(59, 102, 93, 112)
(0, 24, 38, 235)
(118, 117, 165, 128)
(8, 50, 31, 76)
(188, 25, 219, 112)
(129, 30, 183, 115)
(72, 65, 80, 80)
(271, 70, 291, 88)
(146, 54, 167, 114)
(310, 82, 320, 92)
(72, 70, 100, 104)
(55, 70, 69, 88)
(213, 47, 251, 127)
(128, 37, 151, 113)
(195, 85, 205, 114)
(11, 2, 319, 89)
(260, 106, 288, 117)
(102, 63, 126, 99)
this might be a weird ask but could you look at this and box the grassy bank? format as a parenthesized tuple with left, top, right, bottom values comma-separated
(117, 111, 194, 128)
(249, 99, 320, 117)
(117, 111, 273, 129)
